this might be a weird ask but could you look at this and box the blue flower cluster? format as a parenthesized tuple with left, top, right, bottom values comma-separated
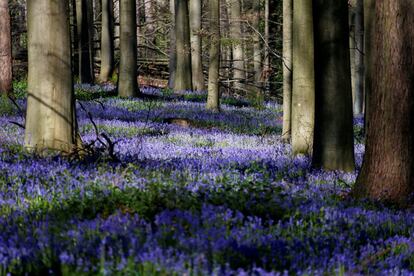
(0, 87, 412, 275)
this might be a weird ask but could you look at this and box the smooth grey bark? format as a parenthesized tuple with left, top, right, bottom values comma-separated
(189, 0, 205, 91)
(168, 0, 177, 88)
(174, 0, 192, 91)
(118, 0, 139, 97)
(76, 0, 95, 83)
(349, 5, 356, 104)
(0, 0, 12, 94)
(354, 0, 364, 115)
(252, 0, 262, 102)
(228, 0, 245, 93)
(99, 0, 114, 82)
(282, 0, 292, 142)
(25, 0, 79, 152)
(206, 0, 220, 111)
(291, 0, 315, 155)
(312, 0, 355, 172)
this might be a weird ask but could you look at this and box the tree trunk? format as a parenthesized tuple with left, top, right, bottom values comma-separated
(353, 0, 414, 206)
(291, 0, 315, 155)
(252, 0, 263, 103)
(0, 0, 12, 94)
(228, 0, 245, 94)
(312, 0, 355, 172)
(76, 0, 95, 83)
(25, 0, 78, 152)
(349, 6, 356, 106)
(168, 0, 177, 88)
(206, 0, 220, 111)
(363, 0, 375, 124)
(281, 0, 292, 142)
(144, 0, 155, 57)
(174, 0, 192, 91)
(263, 0, 270, 94)
(100, 0, 115, 82)
(118, 0, 139, 97)
(353, 0, 364, 115)
(189, 0, 205, 91)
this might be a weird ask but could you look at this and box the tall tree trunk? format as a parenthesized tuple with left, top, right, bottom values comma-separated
(76, 0, 95, 83)
(228, 0, 245, 94)
(364, 0, 374, 121)
(353, 0, 414, 206)
(312, 0, 355, 172)
(0, 0, 12, 94)
(281, 0, 292, 142)
(100, 0, 115, 82)
(189, 0, 205, 91)
(349, 6, 356, 106)
(174, 0, 192, 91)
(168, 0, 177, 88)
(291, 0, 315, 155)
(206, 0, 220, 111)
(252, 0, 263, 103)
(118, 0, 139, 97)
(263, 0, 270, 94)
(25, 0, 79, 152)
(353, 0, 364, 115)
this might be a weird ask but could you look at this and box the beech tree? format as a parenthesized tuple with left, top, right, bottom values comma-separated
(189, 0, 204, 91)
(206, 0, 220, 111)
(0, 0, 12, 94)
(312, 0, 355, 172)
(291, 0, 315, 155)
(228, 0, 245, 93)
(118, 0, 139, 97)
(174, 0, 192, 91)
(168, 0, 177, 88)
(25, 0, 79, 152)
(99, 0, 115, 82)
(76, 0, 95, 83)
(353, 0, 414, 205)
(281, 0, 292, 141)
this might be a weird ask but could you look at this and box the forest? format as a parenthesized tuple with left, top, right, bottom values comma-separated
(0, 0, 413, 275)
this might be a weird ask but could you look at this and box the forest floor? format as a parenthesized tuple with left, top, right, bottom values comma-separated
(0, 83, 413, 275)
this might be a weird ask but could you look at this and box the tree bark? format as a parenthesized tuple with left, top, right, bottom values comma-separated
(353, 0, 364, 115)
(282, 0, 292, 142)
(312, 0, 355, 172)
(206, 0, 220, 111)
(228, 0, 245, 93)
(363, 0, 375, 127)
(168, 0, 177, 88)
(252, 0, 263, 103)
(76, 0, 95, 83)
(291, 0, 315, 155)
(353, 0, 414, 206)
(174, 0, 192, 91)
(25, 0, 79, 152)
(189, 0, 205, 91)
(0, 0, 12, 94)
(118, 0, 139, 97)
(100, 0, 115, 82)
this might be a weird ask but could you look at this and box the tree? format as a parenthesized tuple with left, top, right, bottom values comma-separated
(168, 0, 177, 88)
(174, 0, 192, 91)
(0, 0, 12, 95)
(228, 0, 245, 94)
(291, 0, 315, 155)
(99, 0, 115, 82)
(252, 0, 263, 103)
(353, 0, 414, 205)
(353, 0, 364, 115)
(189, 0, 205, 91)
(25, 0, 79, 152)
(281, 0, 292, 141)
(206, 0, 220, 111)
(118, 0, 139, 97)
(363, 0, 375, 130)
(312, 0, 355, 172)
(76, 0, 95, 83)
